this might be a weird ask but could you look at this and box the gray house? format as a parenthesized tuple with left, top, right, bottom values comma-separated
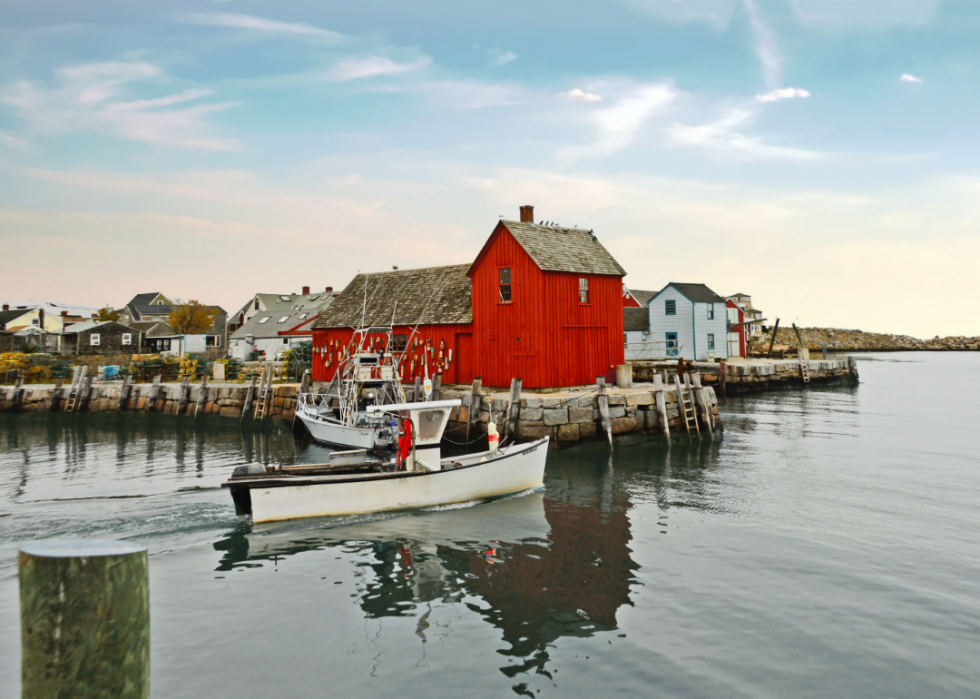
(60, 320, 143, 356)
(229, 310, 319, 361)
(625, 283, 729, 361)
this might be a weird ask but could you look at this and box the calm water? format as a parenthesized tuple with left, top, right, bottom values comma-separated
(1, 352, 978, 698)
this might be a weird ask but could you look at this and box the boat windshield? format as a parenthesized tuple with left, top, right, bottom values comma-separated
(417, 409, 448, 441)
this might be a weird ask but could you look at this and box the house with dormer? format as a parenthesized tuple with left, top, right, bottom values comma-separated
(311, 206, 626, 388)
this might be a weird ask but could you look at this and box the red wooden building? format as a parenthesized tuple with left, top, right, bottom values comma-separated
(311, 206, 627, 389)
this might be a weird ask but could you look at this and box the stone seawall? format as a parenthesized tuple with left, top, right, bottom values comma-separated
(632, 356, 856, 394)
(0, 380, 721, 447)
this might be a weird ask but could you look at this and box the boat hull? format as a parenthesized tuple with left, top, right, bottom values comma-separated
(245, 438, 549, 523)
(296, 411, 381, 450)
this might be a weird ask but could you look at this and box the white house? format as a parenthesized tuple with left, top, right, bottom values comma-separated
(229, 310, 319, 361)
(625, 282, 729, 361)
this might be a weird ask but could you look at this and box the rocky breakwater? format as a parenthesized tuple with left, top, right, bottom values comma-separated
(438, 383, 721, 448)
(757, 327, 980, 352)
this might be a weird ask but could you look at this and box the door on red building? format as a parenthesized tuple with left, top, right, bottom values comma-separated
(455, 333, 473, 384)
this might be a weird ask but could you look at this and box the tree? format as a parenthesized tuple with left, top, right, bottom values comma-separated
(96, 307, 120, 322)
(169, 300, 216, 334)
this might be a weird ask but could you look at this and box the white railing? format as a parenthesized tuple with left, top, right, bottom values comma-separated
(625, 340, 684, 361)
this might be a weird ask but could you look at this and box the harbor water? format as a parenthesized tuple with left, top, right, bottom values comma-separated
(1, 352, 978, 698)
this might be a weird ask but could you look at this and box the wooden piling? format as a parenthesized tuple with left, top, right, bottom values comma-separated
(118, 375, 133, 411)
(19, 539, 149, 699)
(242, 374, 258, 416)
(76, 374, 95, 412)
(176, 376, 191, 415)
(46, 378, 64, 411)
(465, 378, 482, 443)
(195, 375, 208, 416)
(767, 318, 780, 358)
(413, 377, 422, 403)
(596, 377, 611, 437)
(431, 374, 442, 401)
(718, 361, 727, 396)
(506, 378, 522, 439)
(653, 374, 670, 439)
(144, 376, 162, 413)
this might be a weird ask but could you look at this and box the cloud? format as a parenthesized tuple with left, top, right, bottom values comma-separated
(326, 56, 431, 81)
(179, 12, 346, 42)
(486, 48, 518, 67)
(616, 0, 740, 28)
(560, 82, 677, 160)
(560, 88, 604, 102)
(900, 73, 923, 84)
(666, 107, 822, 161)
(756, 87, 811, 102)
(744, 0, 783, 91)
(1, 61, 239, 151)
(0, 131, 28, 148)
(790, 0, 941, 25)
(420, 80, 525, 109)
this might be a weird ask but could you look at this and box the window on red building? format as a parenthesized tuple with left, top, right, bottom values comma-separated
(579, 277, 589, 304)
(499, 268, 512, 302)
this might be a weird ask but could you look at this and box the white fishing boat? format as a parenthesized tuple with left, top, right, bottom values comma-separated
(224, 399, 548, 523)
(295, 326, 407, 450)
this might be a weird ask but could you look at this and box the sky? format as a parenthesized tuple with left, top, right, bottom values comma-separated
(1, 0, 977, 337)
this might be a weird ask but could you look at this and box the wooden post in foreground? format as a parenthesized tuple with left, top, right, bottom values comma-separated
(653, 374, 670, 439)
(20, 539, 149, 699)
(767, 318, 780, 358)
(431, 374, 442, 401)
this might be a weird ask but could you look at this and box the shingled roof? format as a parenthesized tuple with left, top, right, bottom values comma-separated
(656, 283, 726, 304)
(623, 307, 650, 332)
(629, 289, 658, 306)
(312, 264, 473, 329)
(488, 220, 626, 277)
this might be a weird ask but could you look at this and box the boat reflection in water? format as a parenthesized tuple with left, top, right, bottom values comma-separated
(213, 456, 639, 682)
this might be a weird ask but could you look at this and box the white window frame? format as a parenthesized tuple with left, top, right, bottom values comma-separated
(707, 304, 715, 320)
(90, 333, 101, 346)
(578, 277, 589, 304)
(122, 333, 132, 346)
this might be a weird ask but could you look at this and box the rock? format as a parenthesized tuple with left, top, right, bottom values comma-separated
(518, 423, 552, 440)
(522, 407, 544, 421)
(557, 424, 580, 442)
(578, 422, 597, 440)
(607, 395, 626, 406)
(610, 417, 636, 434)
(568, 406, 593, 424)
(608, 406, 625, 419)
(541, 397, 561, 409)
(219, 407, 239, 417)
(522, 397, 541, 409)
(543, 408, 569, 426)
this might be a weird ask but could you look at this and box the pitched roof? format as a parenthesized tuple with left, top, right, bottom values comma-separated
(629, 289, 658, 306)
(313, 265, 473, 329)
(233, 292, 335, 319)
(231, 310, 320, 340)
(0, 309, 29, 329)
(130, 321, 174, 336)
(623, 307, 650, 332)
(61, 319, 139, 335)
(656, 283, 726, 304)
(483, 220, 626, 276)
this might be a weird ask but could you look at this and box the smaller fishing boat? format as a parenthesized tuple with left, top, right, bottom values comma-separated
(295, 326, 407, 450)
(224, 399, 548, 523)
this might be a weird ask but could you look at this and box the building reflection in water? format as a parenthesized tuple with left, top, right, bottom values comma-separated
(211, 441, 692, 685)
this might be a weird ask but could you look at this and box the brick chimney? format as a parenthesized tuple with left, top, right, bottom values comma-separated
(520, 205, 534, 223)
(302, 286, 310, 296)
(2, 304, 8, 311)
(325, 286, 333, 293)
(61, 310, 68, 318)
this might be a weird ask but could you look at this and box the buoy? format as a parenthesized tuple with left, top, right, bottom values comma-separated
(488, 421, 499, 452)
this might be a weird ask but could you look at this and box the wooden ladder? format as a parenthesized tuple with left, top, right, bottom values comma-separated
(799, 347, 812, 384)
(65, 365, 87, 412)
(673, 374, 700, 435)
(254, 367, 272, 420)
